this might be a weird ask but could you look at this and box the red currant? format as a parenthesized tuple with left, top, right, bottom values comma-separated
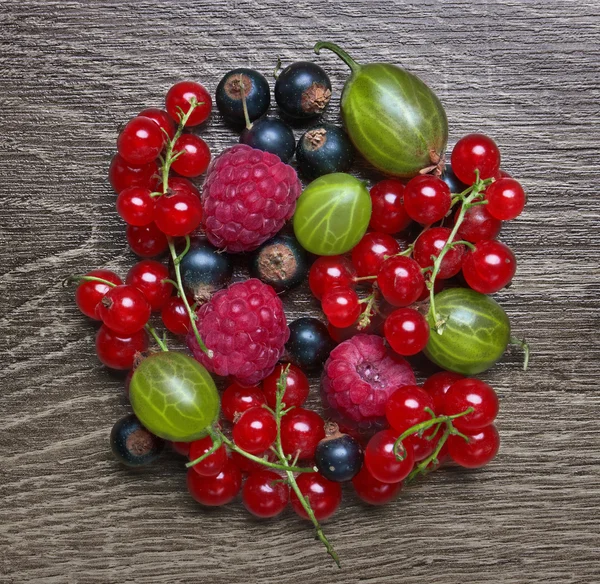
(377, 256, 425, 307)
(96, 284, 151, 335)
(404, 433, 436, 462)
(447, 424, 500, 468)
(308, 255, 356, 300)
(290, 472, 342, 521)
(462, 240, 516, 293)
(154, 192, 202, 237)
(230, 450, 275, 474)
(139, 108, 176, 140)
(262, 364, 309, 409)
(351, 232, 401, 277)
(484, 178, 526, 220)
(126, 222, 168, 257)
(242, 470, 289, 518)
(413, 227, 465, 279)
(351, 465, 403, 505)
(384, 308, 430, 356)
(164, 176, 201, 199)
(280, 408, 325, 460)
(369, 179, 411, 234)
(116, 187, 155, 226)
(221, 382, 265, 423)
(422, 371, 465, 413)
(171, 134, 211, 177)
(385, 385, 435, 435)
(364, 429, 415, 483)
(75, 270, 122, 319)
(117, 116, 165, 166)
(416, 273, 444, 302)
(186, 460, 242, 506)
(233, 407, 277, 454)
(125, 260, 172, 312)
(456, 204, 502, 243)
(160, 296, 191, 335)
(451, 133, 501, 184)
(444, 378, 499, 432)
(404, 175, 451, 224)
(109, 154, 159, 194)
(189, 435, 227, 477)
(165, 81, 212, 127)
(321, 287, 361, 328)
(95, 325, 148, 370)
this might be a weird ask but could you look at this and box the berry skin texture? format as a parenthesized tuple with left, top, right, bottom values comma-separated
(165, 81, 212, 127)
(186, 460, 242, 506)
(139, 108, 176, 140)
(117, 116, 165, 166)
(126, 260, 172, 311)
(116, 187, 155, 226)
(308, 255, 356, 300)
(95, 325, 148, 370)
(377, 256, 425, 307)
(384, 308, 430, 356)
(221, 382, 266, 423)
(242, 470, 289, 518)
(285, 317, 334, 372)
(451, 133, 501, 184)
(385, 385, 435, 435)
(216, 68, 271, 124)
(444, 378, 499, 432)
(365, 429, 415, 483)
(171, 134, 211, 177)
(280, 408, 325, 460)
(240, 117, 296, 164)
(369, 179, 411, 234)
(201, 144, 302, 252)
(413, 227, 465, 279)
(110, 414, 164, 467)
(161, 176, 201, 199)
(462, 240, 517, 294)
(352, 465, 403, 505)
(154, 192, 203, 237)
(179, 240, 233, 301)
(456, 204, 502, 243)
(188, 435, 227, 477)
(422, 371, 465, 414)
(96, 285, 151, 335)
(321, 287, 361, 328)
(126, 222, 168, 258)
(404, 175, 452, 224)
(351, 232, 401, 277)
(485, 178, 526, 221)
(296, 123, 354, 179)
(290, 473, 341, 521)
(75, 270, 122, 319)
(187, 279, 289, 385)
(315, 427, 364, 482)
(109, 154, 159, 194)
(160, 296, 191, 335)
(233, 407, 277, 454)
(262, 364, 309, 409)
(447, 424, 500, 468)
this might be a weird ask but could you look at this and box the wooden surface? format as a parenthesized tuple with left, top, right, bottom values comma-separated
(1, 1, 599, 582)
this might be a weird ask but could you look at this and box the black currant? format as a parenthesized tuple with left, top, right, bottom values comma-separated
(441, 162, 468, 194)
(249, 234, 309, 293)
(110, 414, 165, 467)
(315, 422, 364, 482)
(240, 117, 296, 163)
(296, 123, 354, 179)
(285, 317, 335, 371)
(216, 68, 270, 124)
(274, 61, 332, 120)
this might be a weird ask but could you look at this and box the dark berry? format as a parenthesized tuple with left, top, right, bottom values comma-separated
(110, 414, 164, 466)
(240, 117, 296, 163)
(296, 124, 353, 179)
(315, 423, 364, 482)
(441, 162, 468, 194)
(286, 317, 335, 372)
(216, 68, 270, 124)
(275, 61, 332, 119)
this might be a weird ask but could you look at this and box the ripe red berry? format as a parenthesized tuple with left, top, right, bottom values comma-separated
(166, 81, 212, 127)
(188, 435, 228, 477)
(416, 273, 444, 302)
(290, 472, 342, 521)
(404, 175, 452, 224)
(116, 187, 155, 226)
(422, 371, 465, 414)
(444, 378, 499, 432)
(447, 424, 500, 468)
(462, 240, 517, 293)
(456, 204, 502, 243)
(384, 308, 430, 356)
(364, 429, 415, 483)
(233, 407, 277, 454)
(321, 287, 361, 328)
(413, 227, 465, 279)
(262, 364, 310, 409)
(351, 465, 403, 505)
(369, 179, 411, 234)
(139, 108, 176, 140)
(221, 382, 266, 423)
(186, 460, 242, 506)
(75, 270, 122, 319)
(242, 470, 289, 518)
(377, 256, 425, 307)
(160, 296, 191, 335)
(484, 178, 526, 220)
(171, 134, 211, 177)
(351, 232, 401, 277)
(126, 222, 169, 257)
(125, 260, 173, 312)
(280, 408, 325, 460)
(451, 133, 501, 184)
(230, 450, 276, 474)
(96, 285, 151, 335)
(109, 154, 159, 194)
(117, 116, 165, 166)
(154, 192, 203, 237)
(308, 255, 356, 300)
(385, 385, 435, 434)
(163, 176, 201, 199)
(403, 432, 436, 462)
(95, 325, 148, 370)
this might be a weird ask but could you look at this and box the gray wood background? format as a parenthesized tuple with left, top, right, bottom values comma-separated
(1, 0, 599, 582)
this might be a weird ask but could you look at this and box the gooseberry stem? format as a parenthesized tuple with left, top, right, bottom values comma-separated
(510, 336, 530, 371)
(314, 41, 360, 74)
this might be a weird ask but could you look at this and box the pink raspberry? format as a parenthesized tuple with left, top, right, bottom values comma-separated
(201, 144, 302, 252)
(321, 334, 416, 434)
(187, 279, 289, 385)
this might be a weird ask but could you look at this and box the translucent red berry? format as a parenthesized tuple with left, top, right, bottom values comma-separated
(377, 256, 425, 307)
(154, 192, 203, 237)
(116, 187, 155, 226)
(126, 222, 168, 258)
(96, 284, 151, 335)
(171, 134, 211, 177)
(160, 296, 192, 335)
(456, 204, 502, 243)
(188, 435, 228, 477)
(109, 154, 159, 194)
(125, 260, 172, 312)
(369, 179, 411, 234)
(117, 116, 165, 166)
(444, 378, 499, 432)
(280, 408, 325, 460)
(95, 325, 148, 370)
(186, 460, 242, 506)
(139, 108, 176, 140)
(290, 472, 342, 521)
(262, 364, 310, 409)
(321, 287, 361, 328)
(242, 470, 289, 518)
(447, 425, 500, 468)
(308, 255, 356, 300)
(462, 240, 517, 293)
(352, 465, 403, 505)
(422, 371, 465, 414)
(165, 81, 212, 127)
(485, 178, 526, 220)
(75, 270, 122, 319)
(221, 382, 266, 423)
(404, 175, 451, 224)
(364, 429, 415, 483)
(233, 407, 277, 454)
(384, 308, 430, 356)
(385, 385, 435, 435)
(451, 133, 501, 184)
(351, 232, 401, 277)
(413, 227, 465, 279)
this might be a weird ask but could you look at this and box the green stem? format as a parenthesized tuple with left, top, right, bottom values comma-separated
(146, 324, 169, 352)
(510, 336, 530, 371)
(314, 41, 360, 74)
(357, 293, 377, 330)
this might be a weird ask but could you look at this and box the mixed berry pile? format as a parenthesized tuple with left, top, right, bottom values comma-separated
(67, 44, 528, 565)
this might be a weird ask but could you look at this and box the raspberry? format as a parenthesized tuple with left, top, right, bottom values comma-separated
(187, 279, 289, 385)
(321, 334, 416, 434)
(201, 144, 302, 252)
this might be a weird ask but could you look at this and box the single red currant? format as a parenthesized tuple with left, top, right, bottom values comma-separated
(385, 385, 435, 435)
(377, 256, 425, 307)
(413, 227, 465, 279)
(280, 408, 325, 460)
(116, 187, 155, 226)
(171, 134, 211, 177)
(163, 176, 201, 199)
(484, 178, 526, 220)
(262, 364, 310, 409)
(126, 222, 169, 257)
(451, 133, 501, 184)
(242, 470, 289, 518)
(447, 424, 500, 468)
(188, 435, 228, 477)
(139, 108, 176, 140)
(165, 81, 212, 127)
(233, 407, 277, 455)
(95, 325, 148, 370)
(160, 296, 191, 335)
(422, 371, 465, 414)
(364, 429, 415, 483)
(384, 308, 430, 356)
(96, 285, 151, 335)
(230, 450, 276, 474)
(444, 378, 499, 432)
(456, 204, 502, 243)
(369, 179, 411, 234)
(221, 382, 266, 423)
(404, 175, 452, 224)
(154, 192, 203, 237)
(351, 232, 401, 277)
(403, 433, 436, 462)
(75, 270, 122, 319)
(117, 116, 165, 166)
(351, 465, 403, 505)
(321, 287, 361, 328)
(109, 154, 159, 194)
(125, 260, 172, 312)
(462, 240, 517, 293)
(186, 460, 242, 506)
(308, 255, 356, 300)
(290, 472, 342, 521)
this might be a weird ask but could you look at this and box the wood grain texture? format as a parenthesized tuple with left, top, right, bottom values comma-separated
(1, 0, 599, 582)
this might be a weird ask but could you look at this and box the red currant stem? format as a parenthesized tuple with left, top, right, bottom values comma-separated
(353, 275, 377, 282)
(161, 278, 179, 288)
(186, 426, 223, 468)
(146, 323, 169, 352)
(451, 239, 476, 252)
(314, 41, 360, 75)
(399, 244, 414, 257)
(167, 237, 212, 358)
(470, 199, 489, 207)
(357, 293, 377, 330)
(149, 191, 164, 199)
(510, 336, 530, 371)
(239, 75, 253, 130)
